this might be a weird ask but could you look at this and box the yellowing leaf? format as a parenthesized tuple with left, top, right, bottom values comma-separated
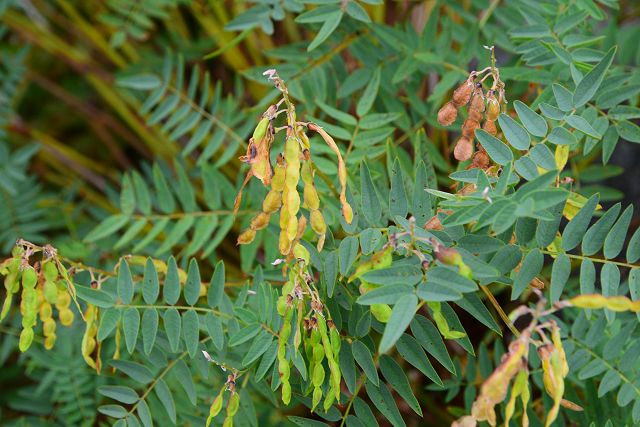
(554, 145, 569, 171)
(563, 192, 602, 220)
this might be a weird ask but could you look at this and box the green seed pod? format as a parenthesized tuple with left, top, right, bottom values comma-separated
(371, 304, 392, 323)
(279, 358, 290, 382)
(5, 271, 20, 294)
(222, 417, 233, 427)
(276, 297, 287, 316)
(42, 261, 58, 282)
(43, 280, 58, 304)
(281, 381, 291, 405)
(292, 244, 310, 264)
(278, 343, 286, 360)
(282, 280, 295, 295)
(330, 327, 340, 354)
(227, 393, 240, 417)
(313, 345, 325, 363)
(0, 293, 12, 321)
(22, 267, 37, 289)
(323, 390, 335, 412)
(262, 190, 281, 214)
(301, 160, 313, 183)
(209, 390, 224, 419)
(19, 327, 34, 352)
(252, 117, 269, 141)
(312, 363, 325, 387)
(311, 329, 321, 346)
(281, 323, 291, 341)
(312, 386, 323, 411)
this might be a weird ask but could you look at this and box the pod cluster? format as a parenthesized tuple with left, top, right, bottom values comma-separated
(437, 69, 506, 167)
(206, 376, 240, 427)
(1, 246, 75, 352)
(275, 246, 341, 411)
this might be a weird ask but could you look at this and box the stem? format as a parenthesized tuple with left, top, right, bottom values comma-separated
(479, 285, 520, 337)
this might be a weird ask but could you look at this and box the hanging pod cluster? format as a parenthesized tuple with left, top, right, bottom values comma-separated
(235, 70, 352, 256)
(0, 243, 77, 352)
(275, 245, 341, 411)
(206, 373, 241, 427)
(437, 54, 507, 167)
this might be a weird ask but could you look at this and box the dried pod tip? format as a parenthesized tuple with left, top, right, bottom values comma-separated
(342, 203, 354, 224)
(437, 101, 458, 126)
(454, 136, 474, 161)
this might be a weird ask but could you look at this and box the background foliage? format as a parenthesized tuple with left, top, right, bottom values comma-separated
(1, 0, 640, 426)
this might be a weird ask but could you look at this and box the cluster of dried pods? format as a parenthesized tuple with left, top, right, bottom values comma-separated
(437, 63, 506, 168)
(0, 241, 78, 353)
(275, 245, 341, 412)
(235, 70, 352, 257)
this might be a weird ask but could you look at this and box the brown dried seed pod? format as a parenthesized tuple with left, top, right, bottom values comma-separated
(469, 149, 490, 170)
(454, 136, 473, 161)
(461, 119, 480, 138)
(483, 119, 497, 136)
(437, 101, 458, 126)
(424, 215, 443, 231)
(452, 78, 474, 107)
(250, 212, 271, 230)
(470, 86, 486, 112)
(468, 108, 483, 122)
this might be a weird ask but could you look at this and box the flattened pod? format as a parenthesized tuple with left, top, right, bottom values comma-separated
(470, 86, 486, 112)
(342, 203, 354, 224)
(227, 393, 240, 416)
(281, 381, 292, 404)
(454, 136, 474, 161)
(452, 78, 474, 106)
(483, 119, 497, 136)
(262, 190, 281, 213)
(19, 327, 34, 352)
(461, 119, 480, 138)
(304, 185, 320, 210)
(208, 390, 225, 420)
(437, 101, 458, 126)
(486, 94, 500, 121)
(236, 228, 256, 245)
(250, 212, 270, 230)
(252, 117, 269, 141)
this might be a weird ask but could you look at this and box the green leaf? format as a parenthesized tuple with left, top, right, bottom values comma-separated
(601, 263, 620, 323)
(562, 193, 599, 251)
(627, 225, 640, 263)
(153, 163, 175, 214)
(98, 385, 139, 405)
(412, 161, 432, 224)
(475, 129, 513, 165)
(142, 258, 159, 305)
(553, 83, 574, 111)
(154, 379, 176, 423)
(580, 258, 596, 296)
(604, 205, 633, 259)
(389, 158, 408, 218)
(345, 1, 371, 22)
(550, 254, 571, 303)
(155, 216, 194, 255)
(582, 203, 621, 255)
(137, 400, 152, 427)
(396, 334, 442, 385)
(173, 360, 197, 405)
(181, 309, 199, 358)
(616, 120, 640, 143)
(85, 214, 129, 242)
(353, 397, 379, 427)
(141, 308, 158, 355)
(360, 161, 382, 225)
(117, 74, 161, 90)
(307, 12, 343, 51)
(456, 294, 501, 334)
(123, 307, 140, 354)
(75, 285, 116, 308)
(255, 341, 278, 381)
(229, 324, 261, 346)
(548, 126, 577, 145)
(131, 171, 151, 215)
(98, 308, 120, 341)
(352, 340, 379, 386)
(514, 100, 548, 137)
(98, 405, 128, 419)
(164, 308, 181, 352)
(529, 143, 556, 170)
(364, 382, 406, 427)
(242, 329, 273, 367)
(512, 248, 543, 299)
(379, 355, 422, 415)
(498, 113, 531, 150)
(339, 342, 357, 393)
(117, 259, 134, 305)
(424, 267, 477, 294)
(566, 115, 602, 138)
(573, 46, 617, 107)
(289, 417, 331, 427)
(204, 312, 224, 350)
(361, 265, 422, 286)
(410, 315, 454, 373)
(356, 66, 381, 117)
(110, 360, 153, 384)
(316, 99, 357, 126)
(339, 236, 359, 276)
(164, 256, 180, 305)
(184, 258, 201, 306)
(120, 174, 135, 216)
(208, 260, 225, 308)
(357, 284, 414, 305)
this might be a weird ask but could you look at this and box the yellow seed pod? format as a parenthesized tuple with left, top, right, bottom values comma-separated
(304, 185, 320, 211)
(286, 215, 298, 241)
(42, 260, 58, 283)
(250, 212, 271, 230)
(310, 209, 326, 235)
(59, 308, 74, 326)
(43, 280, 58, 304)
(279, 231, 291, 255)
(279, 203, 290, 229)
(236, 228, 256, 245)
(486, 93, 500, 121)
(19, 327, 34, 352)
(55, 288, 71, 309)
(301, 156, 313, 184)
(40, 301, 53, 320)
(286, 189, 300, 216)
(43, 317, 56, 335)
(262, 190, 281, 214)
(342, 203, 354, 224)
(44, 334, 56, 350)
(271, 155, 286, 192)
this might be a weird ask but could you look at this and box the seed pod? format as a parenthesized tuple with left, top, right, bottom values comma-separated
(22, 267, 37, 289)
(470, 149, 490, 169)
(342, 203, 354, 224)
(252, 117, 269, 142)
(371, 303, 392, 323)
(271, 155, 286, 192)
(323, 389, 335, 412)
(293, 244, 310, 264)
(483, 119, 497, 136)
(40, 301, 53, 320)
(486, 92, 500, 121)
(43, 280, 58, 304)
(461, 119, 480, 138)
(286, 189, 300, 217)
(222, 417, 233, 427)
(437, 101, 458, 126)
(236, 228, 256, 245)
(227, 393, 240, 417)
(470, 86, 486, 112)
(286, 215, 298, 241)
(468, 108, 483, 122)
(452, 77, 475, 107)
(313, 363, 326, 387)
(279, 231, 291, 255)
(303, 185, 320, 211)
(312, 386, 323, 411)
(454, 136, 473, 161)
(0, 293, 12, 321)
(206, 389, 225, 427)
(329, 325, 340, 354)
(262, 190, 281, 214)
(19, 327, 34, 352)
(250, 212, 270, 230)
(43, 317, 56, 335)
(44, 334, 56, 350)
(281, 381, 292, 405)
(59, 308, 74, 326)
